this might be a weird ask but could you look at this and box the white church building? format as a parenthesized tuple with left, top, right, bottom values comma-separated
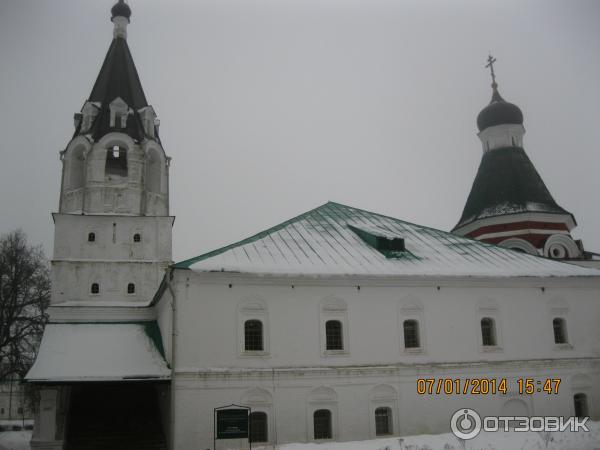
(25, 2, 600, 450)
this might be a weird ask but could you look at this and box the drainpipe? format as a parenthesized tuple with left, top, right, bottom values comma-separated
(165, 267, 177, 450)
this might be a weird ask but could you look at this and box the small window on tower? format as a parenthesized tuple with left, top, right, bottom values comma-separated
(127, 283, 135, 294)
(105, 145, 128, 178)
(88, 232, 96, 242)
(91, 283, 100, 294)
(133, 233, 141, 243)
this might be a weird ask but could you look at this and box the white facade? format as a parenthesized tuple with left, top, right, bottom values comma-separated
(156, 266, 600, 448)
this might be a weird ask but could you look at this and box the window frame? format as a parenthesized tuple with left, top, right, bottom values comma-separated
(237, 299, 270, 357)
(403, 319, 420, 350)
(244, 319, 264, 352)
(480, 317, 497, 347)
(325, 320, 343, 351)
(476, 301, 503, 353)
(320, 298, 349, 357)
(127, 282, 136, 295)
(90, 283, 100, 295)
(374, 406, 393, 436)
(552, 317, 568, 344)
(398, 299, 425, 355)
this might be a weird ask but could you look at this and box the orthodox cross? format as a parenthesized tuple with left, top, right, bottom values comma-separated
(485, 54, 497, 87)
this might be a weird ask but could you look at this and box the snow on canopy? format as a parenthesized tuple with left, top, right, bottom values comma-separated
(175, 202, 600, 278)
(25, 323, 170, 382)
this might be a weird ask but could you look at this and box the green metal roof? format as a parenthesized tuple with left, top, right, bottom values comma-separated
(454, 147, 574, 230)
(175, 202, 598, 278)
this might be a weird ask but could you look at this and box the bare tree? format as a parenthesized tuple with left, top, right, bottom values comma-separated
(0, 229, 50, 381)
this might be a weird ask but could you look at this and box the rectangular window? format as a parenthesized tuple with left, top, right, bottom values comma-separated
(375, 407, 392, 436)
(244, 320, 264, 351)
(403, 320, 420, 348)
(313, 409, 332, 439)
(325, 320, 343, 350)
(553, 318, 567, 344)
(481, 317, 496, 346)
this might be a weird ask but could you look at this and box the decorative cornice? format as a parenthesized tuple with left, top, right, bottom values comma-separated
(173, 268, 600, 289)
(174, 357, 600, 381)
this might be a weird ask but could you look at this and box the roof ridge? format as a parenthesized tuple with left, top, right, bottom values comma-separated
(327, 201, 490, 244)
(175, 201, 519, 269)
(173, 202, 333, 268)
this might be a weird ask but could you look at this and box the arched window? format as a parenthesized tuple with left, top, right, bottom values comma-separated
(105, 145, 128, 178)
(244, 320, 263, 351)
(90, 283, 100, 294)
(87, 232, 95, 242)
(313, 409, 332, 440)
(133, 233, 141, 243)
(403, 320, 420, 348)
(325, 320, 343, 350)
(553, 318, 568, 344)
(127, 283, 135, 294)
(375, 407, 392, 436)
(249, 411, 268, 443)
(574, 393, 589, 418)
(481, 317, 496, 346)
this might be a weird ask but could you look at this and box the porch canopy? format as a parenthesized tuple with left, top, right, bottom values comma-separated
(26, 323, 170, 382)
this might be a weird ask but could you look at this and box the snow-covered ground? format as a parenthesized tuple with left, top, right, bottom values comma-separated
(265, 422, 600, 450)
(1, 422, 599, 450)
(0, 431, 31, 450)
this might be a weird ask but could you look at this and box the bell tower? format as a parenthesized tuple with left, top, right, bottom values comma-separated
(53, 0, 173, 305)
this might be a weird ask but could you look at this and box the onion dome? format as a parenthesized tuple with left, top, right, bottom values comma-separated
(476, 86, 523, 131)
(111, 0, 131, 22)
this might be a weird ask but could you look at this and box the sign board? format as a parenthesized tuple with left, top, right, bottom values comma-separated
(216, 408, 249, 439)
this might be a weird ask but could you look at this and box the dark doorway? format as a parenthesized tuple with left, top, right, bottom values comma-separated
(66, 383, 166, 450)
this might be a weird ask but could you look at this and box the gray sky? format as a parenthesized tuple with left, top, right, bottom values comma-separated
(1, 0, 599, 262)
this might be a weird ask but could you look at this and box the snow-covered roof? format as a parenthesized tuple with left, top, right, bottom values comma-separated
(25, 323, 170, 382)
(175, 202, 600, 278)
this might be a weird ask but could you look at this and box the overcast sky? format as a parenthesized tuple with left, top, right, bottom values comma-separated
(1, 0, 599, 262)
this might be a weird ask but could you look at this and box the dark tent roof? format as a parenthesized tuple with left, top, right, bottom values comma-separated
(90, 37, 147, 110)
(77, 36, 153, 141)
(453, 147, 575, 231)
